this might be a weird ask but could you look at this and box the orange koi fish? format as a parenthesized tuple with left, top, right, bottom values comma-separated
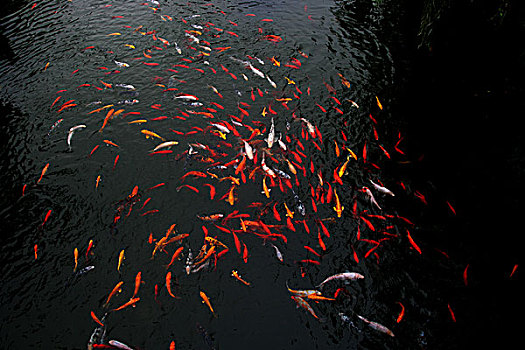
(90, 311, 104, 327)
(180, 171, 207, 181)
(284, 203, 294, 218)
(88, 104, 114, 114)
(98, 108, 115, 133)
(100, 80, 113, 89)
(73, 248, 78, 272)
(103, 140, 119, 147)
(166, 272, 177, 298)
(165, 247, 184, 269)
(194, 245, 216, 266)
(200, 291, 215, 315)
(37, 163, 49, 184)
(113, 297, 140, 312)
(227, 186, 236, 205)
(131, 271, 142, 299)
(104, 281, 124, 307)
(231, 270, 250, 285)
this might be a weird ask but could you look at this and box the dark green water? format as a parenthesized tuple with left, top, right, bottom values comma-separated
(0, 0, 522, 349)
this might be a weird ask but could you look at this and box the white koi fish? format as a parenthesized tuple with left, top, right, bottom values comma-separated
(67, 125, 86, 150)
(266, 118, 275, 148)
(363, 187, 382, 210)
(370, 179, 395, 196)
(243, 140, 254, 160)
(317, 272, 364, 288)
(114, 60, 129, 68)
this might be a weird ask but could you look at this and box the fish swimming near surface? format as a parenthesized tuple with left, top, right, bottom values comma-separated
(109, 339, 135, 349)
(317, 272, 364, 288)
(369, 179, 395, 196)
(67, 124, 86, 150)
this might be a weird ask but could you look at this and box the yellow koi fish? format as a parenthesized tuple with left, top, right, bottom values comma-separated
(333, 189, 344, 218)
(141, 129, 166, 141)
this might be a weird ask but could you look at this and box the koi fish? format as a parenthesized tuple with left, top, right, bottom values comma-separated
(231, 270, 250, 285)
(362, 187, 381, 210)
(73, 248, 78, 272)
(338, 73, 351, 88)
(108, 340, 134, 350)
(112, 297, 140, 312)
(317, 272, 364, 288)
(396, 302, 405, 323)
(166, 272, 177, 298)
(200, 291, 215, 315)
(286, 282, 321, 298)
(141, 129, 165, 141)
(67, 125, 86, 150)
(152, 141, 178, 152)
(117, 250, 125, 272)
(338, 155, 351, 178)
(375, 96, 383, 110)
(407, 229, 422, 254)
(104, 281, 124, 307)
(266, 117, 275, 148)
(197, 213, 223, 222)
(263, 177, 270, 198)
(114, 60, 129, 68)
(369, 179, 395, 196)
(85, 240, 93, 259)
(47, 118, 63, 135)
(333, 188, 344, 218)
(269, 243, 283, 262)
(90, 311, 104, 327)
(291, 296, 319, 319)
(357, 315, 394, 337)
(37, 163, 50, 184)
(131, 271, 142, 299)
(205, 236, 228, 249)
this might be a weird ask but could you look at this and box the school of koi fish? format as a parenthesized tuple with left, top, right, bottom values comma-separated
(13, 1, 518, 349)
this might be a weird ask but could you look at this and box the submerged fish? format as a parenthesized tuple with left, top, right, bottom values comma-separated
(357, 315, 395, 337)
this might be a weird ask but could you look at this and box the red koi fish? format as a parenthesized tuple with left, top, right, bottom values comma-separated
(406, 229, 422, 254)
